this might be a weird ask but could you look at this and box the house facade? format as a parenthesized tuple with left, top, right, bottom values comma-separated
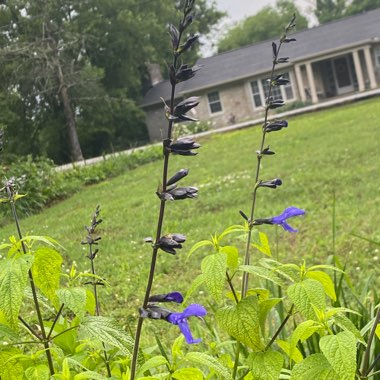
(141, 9, 380, 141)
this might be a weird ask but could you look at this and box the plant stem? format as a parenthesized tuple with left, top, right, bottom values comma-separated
(226, 271, 239, 304)
(362, 306, 380, 376)
(47, 303, 64, 340)
(7, 185, 55, 375)
(265, 305, 294, 350)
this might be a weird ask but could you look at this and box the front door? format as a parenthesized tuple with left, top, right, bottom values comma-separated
(333, 56, 354, 94)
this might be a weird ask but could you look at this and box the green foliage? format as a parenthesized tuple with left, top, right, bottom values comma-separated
(248, 351, 284, 380)
(217, 0, 308, 53)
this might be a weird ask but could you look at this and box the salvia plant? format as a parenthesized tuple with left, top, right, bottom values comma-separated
(0, 1, 379, 379)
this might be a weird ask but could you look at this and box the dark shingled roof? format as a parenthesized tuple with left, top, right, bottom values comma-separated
(141, 8, 380, 107)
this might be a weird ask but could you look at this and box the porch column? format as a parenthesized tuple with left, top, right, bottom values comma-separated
(294, 64, 306, 101)
(352, 49, 365, 91)
(363, 46, 377, 89)
(305, 62, 318, 103)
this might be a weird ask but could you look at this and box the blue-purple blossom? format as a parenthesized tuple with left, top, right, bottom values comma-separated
(270, 206, 305, 232)
(166, 304, 207, 344)
(149, 291, 184, 303)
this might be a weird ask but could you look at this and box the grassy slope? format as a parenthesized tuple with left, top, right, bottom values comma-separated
(1, 97, 379, 324)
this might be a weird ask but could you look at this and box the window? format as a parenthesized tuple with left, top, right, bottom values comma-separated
(250, 72, 294, 109)
(207, 91, 222, 113)
(250, 80, 262, 107)
(375, 47, 380, 67)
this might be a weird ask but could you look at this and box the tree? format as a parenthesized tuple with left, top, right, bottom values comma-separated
(314, 0, 380, 24)
(0, 0, 223, 163)
(217, 0, 308, 53)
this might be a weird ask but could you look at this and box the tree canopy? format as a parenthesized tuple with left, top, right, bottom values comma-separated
(315, 0, 380, 24)
(0, 0, 223, 163)
(217, 0, 308, 54)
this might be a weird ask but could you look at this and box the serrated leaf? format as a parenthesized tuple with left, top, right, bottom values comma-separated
(57, 287, 87, 318)
(85, 289, 96, 315)
(187, 240, 213, 259)
(21, 235, 64, 250)
(291, 353, 339, 380)
(306, 271, 336, 301)
(287, 279, 326, 320)
(0, 347, 24, 380)
(220, 245, 239, 271)
(0, 255, 32, 328)
(201, 253, 227, 302)
(172, 334, 184, 362)
(218, 224, 248, 241)
(137, 356, 168, 376)
(0, 323, 20, 341)
(172, 367, 204, 380)
(80, 316, 133, 355)
(249, 350, 284, 380)
(319, 331, 357, 380)
(184, 274, 205, 303)
(74, 371, 107, 380)
(259, 298, 282, 336)
(277, 339, 303, 363)
(25, 365, 50, 380)
(333, 314, 365, 344)
(289, 320, 320, 359)
(239, 265, 284, 286)
(216, 296, 264, 350)
(251, 230, 271, 256)
(32, 247, 62, 305)
(185, 352, 233, 380)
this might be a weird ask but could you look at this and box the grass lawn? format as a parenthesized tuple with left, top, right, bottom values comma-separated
(1, 97, 379, 328)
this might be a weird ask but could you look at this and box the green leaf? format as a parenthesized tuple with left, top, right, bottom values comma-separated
(0, 347, 24, 380)
(85, 289, 96, 315)
(287, 279, 326, 320)
(239, 265, 284, 286)
(201, 253, 227, 302)
(0, 323, 20, 342)
(216, 296, 264, 350)
(137, 356, 168, 376)
(21, 235, 64, 250)
(32, 247, 62, 305)
(289, 320, 321, 359)
(187, 240, 214, 259)
(80, 316, 133, 355)
(57, 287, 87, 318)
(248, 350, 283, 380)
(218, 224, 248, 241)
(305, 271, 336, 301)
(259, 298, 282, 336)
(251, 230, 271, 256)
(319, 331, 357, 380)
(277, 339, 303, 363)
(172, 367, 204, 380)
(376, 324, 380, 340)
(74, 372, 107, 380)
(220, 245, 239, 271)
(0, 255, 32, 328)
(184, 274, 205, 303)
(24, 365, 50, 380)
(332, 314, 365, 344)
(185, 352, 233, 380)
(291, 354, 339, 380)
(171, 334, 184, 362)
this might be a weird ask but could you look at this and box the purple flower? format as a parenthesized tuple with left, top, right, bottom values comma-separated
(270, 206, 305, 232)
(166, 304, 207, 344)
(149, 291, 184, 304)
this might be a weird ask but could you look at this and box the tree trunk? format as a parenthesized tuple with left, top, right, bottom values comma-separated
(56, 62, 84, 162)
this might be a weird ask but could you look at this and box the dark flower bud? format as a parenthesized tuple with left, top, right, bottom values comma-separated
(168, 186, 198, 200)
(139, 305, 172, 320)
(168, 138, 201, 156)
(176, 35, 198, 56)
(0, 129, 4, 152)
(184, 0, 195, 14)
(281, 37, 296, 43)
(162, 97, 199, 122)
(167, 168, 189, 186)
(272, 42, 277, 60)
(169, 24, 180, 49)
(239, 210, 249, 222)
(285, 14, 296, 32)
(264, 120, 288, 133)
(275, 57, 289, 64)
(256, 146, 275, 155)
(252, 218, 273, 226)
(180, 15, 193, 32)
(173, 64, 202, 85)
(266, 97, 285, 109)
(149, 291, 184, 304)
(156, 233, 186, 255)
(272, 74, 289, 86)
(258, 178, 282, 189)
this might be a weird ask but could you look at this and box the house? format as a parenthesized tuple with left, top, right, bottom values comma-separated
(141, 8, 380, 141)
